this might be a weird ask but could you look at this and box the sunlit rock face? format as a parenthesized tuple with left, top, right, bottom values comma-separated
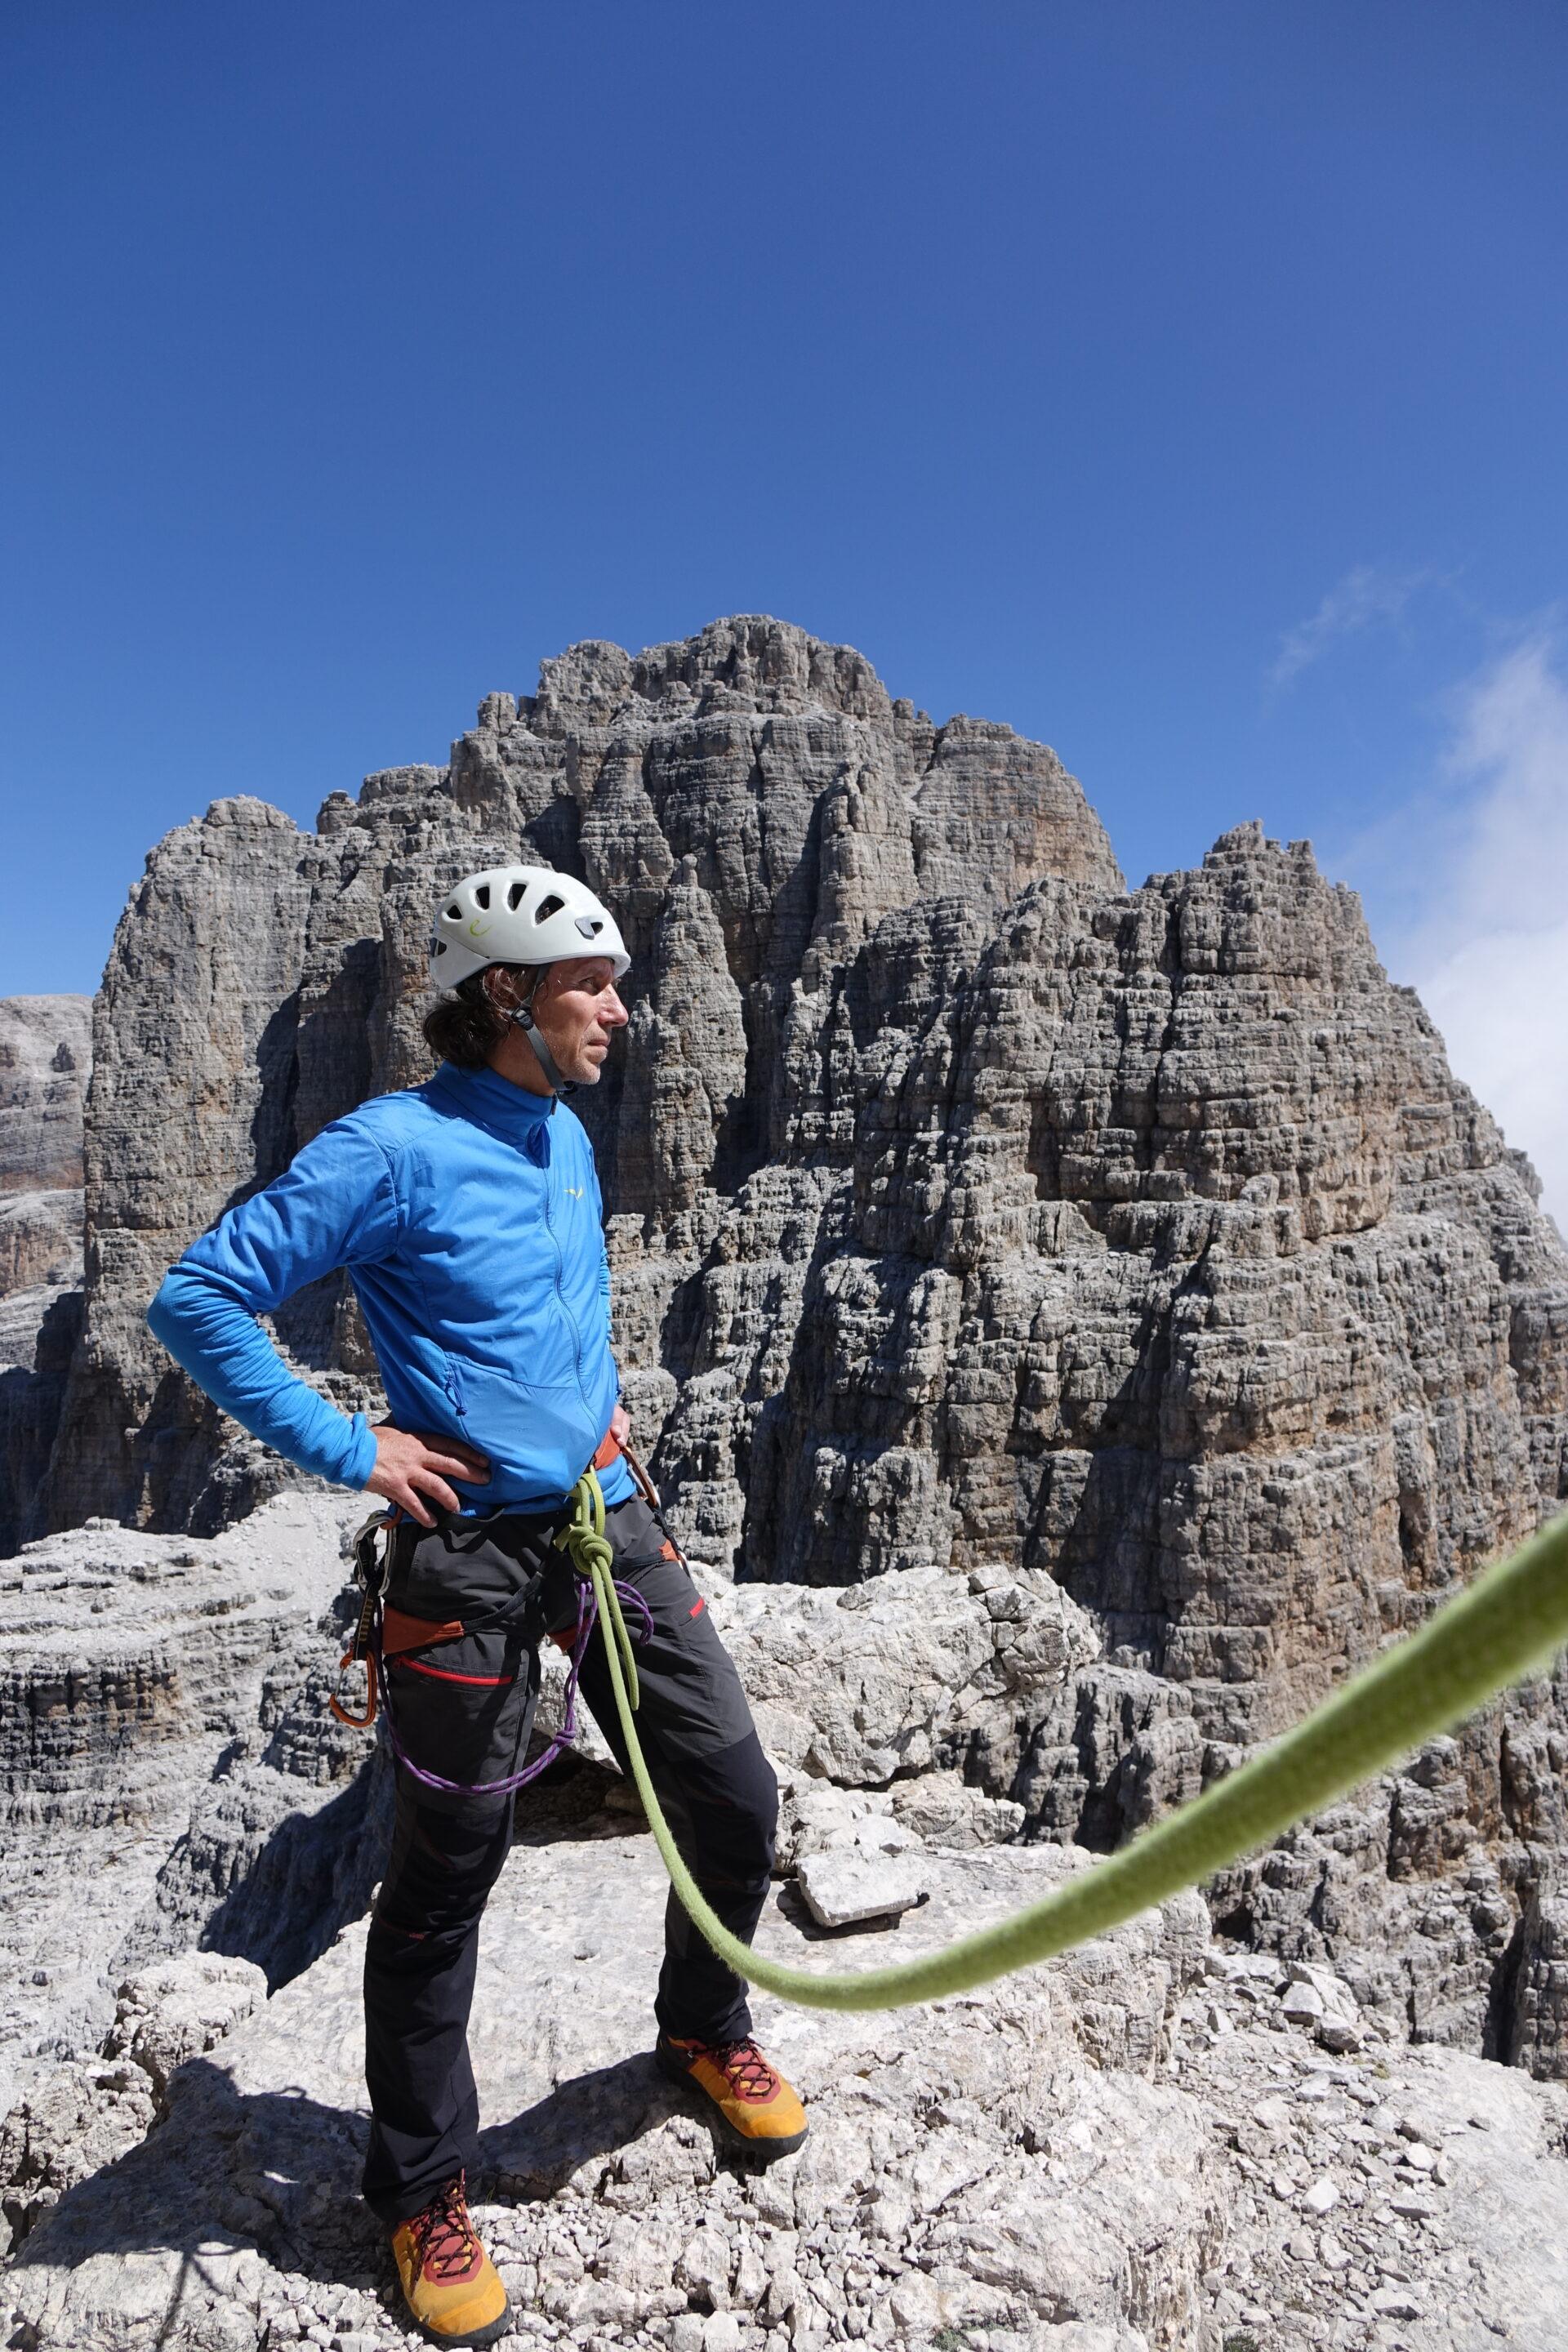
(0, 995, 91, 1552)
(40, 616, 1122, 1539)
(23, 614, 1568, 2063)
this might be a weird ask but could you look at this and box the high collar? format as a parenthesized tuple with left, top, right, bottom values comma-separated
(431, 1059, 556, 1144)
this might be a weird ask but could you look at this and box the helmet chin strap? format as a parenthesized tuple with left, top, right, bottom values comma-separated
(500, 973, 575, 1096)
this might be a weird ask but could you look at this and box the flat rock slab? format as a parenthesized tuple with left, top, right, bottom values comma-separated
(6, 1838, 1216, 2350)
(795, 1847, 929, 1928)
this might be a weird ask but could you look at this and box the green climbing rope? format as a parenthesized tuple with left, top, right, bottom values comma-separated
(562, 1474, 1568, 2014)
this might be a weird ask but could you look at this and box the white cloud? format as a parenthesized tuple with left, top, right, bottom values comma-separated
(1270, 564, 1432, 689)
(1395, 635, 1568, 1228)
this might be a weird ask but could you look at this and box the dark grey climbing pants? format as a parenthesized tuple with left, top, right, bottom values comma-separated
(360, 1492, 777, 2227)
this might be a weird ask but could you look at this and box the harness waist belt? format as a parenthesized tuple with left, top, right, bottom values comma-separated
(381, 1606, 466, 1658)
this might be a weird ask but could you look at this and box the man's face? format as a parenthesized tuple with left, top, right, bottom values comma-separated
(531, 955, 630, 1085)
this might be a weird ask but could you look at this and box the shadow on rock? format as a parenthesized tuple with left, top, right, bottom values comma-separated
(479, 2051, 688, 2201)
(7, 2062, 381, 2296)
(9, 2049, 696, 2307)
(196, 1753, 395, 1993)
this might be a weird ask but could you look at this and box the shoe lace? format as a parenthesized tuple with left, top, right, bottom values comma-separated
(410, 2175, 482, 2282)
(712, 2038, 780, 2102)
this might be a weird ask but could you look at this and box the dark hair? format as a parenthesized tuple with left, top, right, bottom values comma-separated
(422, 967, 527, 1070)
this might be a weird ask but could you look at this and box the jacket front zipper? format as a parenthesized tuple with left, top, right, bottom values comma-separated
(541, 1159, 590, 1404)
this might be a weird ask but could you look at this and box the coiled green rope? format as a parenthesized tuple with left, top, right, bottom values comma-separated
(563, 1475, 1568, 2013)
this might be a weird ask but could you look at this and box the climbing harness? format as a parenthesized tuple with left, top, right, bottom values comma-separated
(376, 1560, 651, 1802)
(556, 1477, 1568, 2015)
(327, 1479, 655, 1800)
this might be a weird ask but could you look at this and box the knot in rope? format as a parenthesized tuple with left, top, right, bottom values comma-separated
(560, 1470, 641, 1713)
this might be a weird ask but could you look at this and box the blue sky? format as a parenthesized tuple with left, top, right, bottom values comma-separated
(4, 3, 1565, 1204)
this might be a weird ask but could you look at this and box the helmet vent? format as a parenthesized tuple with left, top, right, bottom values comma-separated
(507, 880, 527, 911)
(446, 904, 460, 920)
(474, 884, 491, 911)
(534, 893, 565, 924)
(432, 939, 447, 956)
(576, 915, 603, 938)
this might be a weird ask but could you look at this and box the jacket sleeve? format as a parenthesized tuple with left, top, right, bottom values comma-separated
(146, 1118, 402, 1489)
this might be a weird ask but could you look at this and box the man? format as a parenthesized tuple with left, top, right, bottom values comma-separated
(149, 864, 806, 2350)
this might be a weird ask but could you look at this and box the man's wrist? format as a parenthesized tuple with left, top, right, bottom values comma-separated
(343, 1411, 380, 1488)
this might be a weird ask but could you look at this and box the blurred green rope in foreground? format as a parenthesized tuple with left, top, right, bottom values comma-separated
(564, 1477, 1568, 2014)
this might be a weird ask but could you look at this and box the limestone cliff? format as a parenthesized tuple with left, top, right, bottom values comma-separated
(42, 617, 1121, 1536)
(15, 616, 1568, 2073)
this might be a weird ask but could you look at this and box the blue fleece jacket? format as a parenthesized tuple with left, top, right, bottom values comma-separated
(146, 1061, 634, 1515)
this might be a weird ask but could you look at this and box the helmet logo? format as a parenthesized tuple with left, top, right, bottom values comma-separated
(467, 919, 492, 938)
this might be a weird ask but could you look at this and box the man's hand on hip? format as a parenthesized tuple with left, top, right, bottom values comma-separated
(610, 1399, 630, 1450)
(365, 1424, 491, 1526)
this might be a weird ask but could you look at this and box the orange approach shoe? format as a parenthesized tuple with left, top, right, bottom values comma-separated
(657, 2032, 808, 2158)
(390, 2173, 510, 2347)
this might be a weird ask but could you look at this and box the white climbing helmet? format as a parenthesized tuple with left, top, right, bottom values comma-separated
(429, 865, 630, 989)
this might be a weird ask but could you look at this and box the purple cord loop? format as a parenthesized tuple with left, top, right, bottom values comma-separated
(378, 1572, 653, 1800)
(610, 1578, 656, 1648)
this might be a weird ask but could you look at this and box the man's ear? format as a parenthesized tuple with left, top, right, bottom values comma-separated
(483, 964, 531, 1015)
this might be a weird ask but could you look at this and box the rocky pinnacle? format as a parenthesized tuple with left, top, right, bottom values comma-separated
(11, 613, 1568, 2073)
